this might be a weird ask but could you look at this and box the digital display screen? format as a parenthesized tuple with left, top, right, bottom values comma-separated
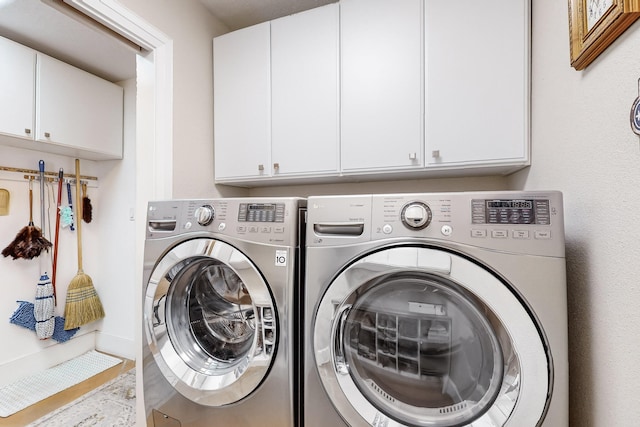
(472, 199, 550, 225)
(248, 204, 275, 211)
(486, 200, 533, 209)
(238, 203, 285, 223)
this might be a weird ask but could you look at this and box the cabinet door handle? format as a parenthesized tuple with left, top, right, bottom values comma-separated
(44, 132, 51, 138)
(273, 163, 280, 170)
(258, 164, 264, 171)
(432, 150, 440, 158)
(25, 128, 31, 135)
(409, 153, 416, 160)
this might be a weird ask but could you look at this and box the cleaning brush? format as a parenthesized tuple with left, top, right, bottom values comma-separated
(81, 182, 92, 223)
(2, 178, 52, 260)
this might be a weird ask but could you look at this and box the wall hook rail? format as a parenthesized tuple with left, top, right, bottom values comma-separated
(0, 165, 98, 183)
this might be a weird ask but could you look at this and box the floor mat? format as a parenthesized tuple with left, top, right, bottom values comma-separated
(26, 368, 135, 427)
(0, 350, 122, 418)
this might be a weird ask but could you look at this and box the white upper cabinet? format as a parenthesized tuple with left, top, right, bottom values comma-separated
(340, 0, 423, 172)
(424, 0, 529, 167)
(212, 0, 530, 186)
(0, 36, 124, 160)
(36, 54, 123, 159)
(271, 3, 339, 177)
(214, 22, 271, 181)
(0, 37, 36, 141)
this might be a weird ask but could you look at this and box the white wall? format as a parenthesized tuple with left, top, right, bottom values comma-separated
(119, 0, 246, 200)
(248, 175, 510, 197)
(94, 77, 137, 359)
(510, 1, 640, 425)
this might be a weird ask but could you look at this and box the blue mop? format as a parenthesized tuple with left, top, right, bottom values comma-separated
(9, 301, 79, 342)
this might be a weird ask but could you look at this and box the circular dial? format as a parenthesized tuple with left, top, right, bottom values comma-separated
(194, 205, 215, 226)
(401, 201, 432, 230)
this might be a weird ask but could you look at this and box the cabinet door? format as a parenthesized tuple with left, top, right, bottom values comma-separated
(0, 37, 36, 140)
(36, 54, 123, 159)
(271, 4, 339, 177)
(214, 22, 271, 181)
(340, 0, 423, 172)
(425, 0, 529, 166)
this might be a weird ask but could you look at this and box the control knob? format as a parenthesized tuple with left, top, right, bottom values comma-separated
(401, 202, 432, 230)
(194, 205, 215, 226)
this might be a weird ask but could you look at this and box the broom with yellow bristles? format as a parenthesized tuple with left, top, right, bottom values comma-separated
(64, 159, 105, 330)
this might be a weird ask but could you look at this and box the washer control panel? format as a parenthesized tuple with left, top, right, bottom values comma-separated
(147, 198, 304, 246)
(307, 192, 564, 257)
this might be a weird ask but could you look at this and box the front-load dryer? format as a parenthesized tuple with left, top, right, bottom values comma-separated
(304, 191, 567, 427)
(142, 198, 305, 427)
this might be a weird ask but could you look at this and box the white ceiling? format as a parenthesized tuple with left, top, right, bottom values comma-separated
(0, 0, 136, 82)
(0, 0, 336, 83)
(201, 0, 337, 31)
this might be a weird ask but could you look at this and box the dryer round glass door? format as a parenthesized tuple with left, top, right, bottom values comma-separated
(314, 246, 551, 427)
(144, 237, 277, 406)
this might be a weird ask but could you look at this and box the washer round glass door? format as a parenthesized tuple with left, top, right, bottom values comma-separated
(314, 246, 550, 427)
(145, 238, 277, 406)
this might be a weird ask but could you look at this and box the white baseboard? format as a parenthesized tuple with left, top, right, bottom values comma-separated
(0, 332, 96, 388)
(95, 331, 135, 361)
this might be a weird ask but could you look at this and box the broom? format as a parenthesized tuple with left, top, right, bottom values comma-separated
(63, 159, 105, 330)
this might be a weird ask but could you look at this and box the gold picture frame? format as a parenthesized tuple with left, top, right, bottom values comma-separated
(569, 0, 640, 70)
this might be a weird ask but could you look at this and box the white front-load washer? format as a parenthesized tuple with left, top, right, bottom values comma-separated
(142, 198, 305, 427)
(304, 191, 567, 427)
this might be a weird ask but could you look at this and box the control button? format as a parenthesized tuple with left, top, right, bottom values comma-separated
(491, 230, 508, 238)
(382, 224, 393, 234)
(274, 226, 285, 233)
(249, 226, 259, 233)
(218, 223, 226, 231)
(184, 221, 192, 230)
(401, 202, 432, 230)
(512, 230, 529, 239)
(194, 204, 215, 226)
(237, 226, 247, 232)
(471, 229, 487, 238)
(441, 225, 453, 236)
(260, 226, 272, 233)
(534, 230, 552, 239)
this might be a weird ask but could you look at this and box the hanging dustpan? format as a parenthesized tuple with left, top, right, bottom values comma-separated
(63, 159, 105, 330)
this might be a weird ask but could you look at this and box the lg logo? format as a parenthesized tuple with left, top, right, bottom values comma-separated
(275, 250, 287, 267)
